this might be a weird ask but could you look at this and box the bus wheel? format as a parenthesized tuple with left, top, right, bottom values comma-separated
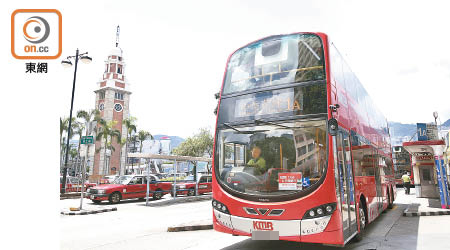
(354, 204, 367, 242)
(388, 189, 394, 209)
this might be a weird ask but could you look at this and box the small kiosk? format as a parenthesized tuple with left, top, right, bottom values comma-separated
(402, 140, 450, 209)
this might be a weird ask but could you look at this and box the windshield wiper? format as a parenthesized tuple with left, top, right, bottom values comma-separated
(300, 40, 321, 61)
(223, 123, 268, 134)
(223, 123, 241, 132)
(254, 119, 291, 129)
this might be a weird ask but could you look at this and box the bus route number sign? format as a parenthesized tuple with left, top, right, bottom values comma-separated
(278, 172, 302, 190)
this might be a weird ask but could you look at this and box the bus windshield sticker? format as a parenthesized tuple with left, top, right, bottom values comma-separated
(278, 172, 302, 190)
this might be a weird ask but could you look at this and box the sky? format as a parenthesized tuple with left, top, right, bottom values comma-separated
(2, 0, 450, 139)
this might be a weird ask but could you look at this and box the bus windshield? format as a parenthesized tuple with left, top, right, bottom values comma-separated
(223, 34, 325, 94)
(215, 119, 327, 198)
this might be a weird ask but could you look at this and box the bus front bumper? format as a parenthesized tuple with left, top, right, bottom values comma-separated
(213, 209, 336, 242)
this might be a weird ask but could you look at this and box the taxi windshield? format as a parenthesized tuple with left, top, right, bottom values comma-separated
(112, 176, 132, 185)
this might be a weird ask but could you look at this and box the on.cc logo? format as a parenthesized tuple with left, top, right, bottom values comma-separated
(23, 16, 50, 44)
(11, 9, 62, 59)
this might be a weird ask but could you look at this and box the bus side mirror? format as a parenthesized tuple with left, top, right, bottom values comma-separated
(328, 118, 338, 136)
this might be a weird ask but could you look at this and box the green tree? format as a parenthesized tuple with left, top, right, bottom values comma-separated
(69, 147, 78, 175)
(123, 117, 137, 173)
(118, 137, 127, 175)
(129, 134, 139, 174)
(173, 128, 214, 173)
(74, 121, 84, 176)
(173, 128, 213, 157)
(96, 120, 122, 175)
(60, 117, 77, 168)
(77, 109, 101, 174)
(137, 130, 153, 174)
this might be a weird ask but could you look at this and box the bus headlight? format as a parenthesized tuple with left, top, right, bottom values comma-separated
(212, 199, 230, 214)
(316, 207, 323, 215)
(303, 203, 336, 219)
(86, 188, 91, 193)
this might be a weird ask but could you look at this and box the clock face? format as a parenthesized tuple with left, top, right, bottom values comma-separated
(114, 103, 123, 112)
(98, 103, 104, 111)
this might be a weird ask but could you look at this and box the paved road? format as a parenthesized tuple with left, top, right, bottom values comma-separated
(61, 189, 450, 250)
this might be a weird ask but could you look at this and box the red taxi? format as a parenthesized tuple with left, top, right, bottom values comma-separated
(60, 176, 96, 193)
(87, 175, 172, 204)
(174, 174, 212, 196)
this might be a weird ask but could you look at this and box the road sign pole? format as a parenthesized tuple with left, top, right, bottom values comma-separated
(173, 160, 177, 200)
(80, 156, 86, 210)
(146, 159, 150, 206)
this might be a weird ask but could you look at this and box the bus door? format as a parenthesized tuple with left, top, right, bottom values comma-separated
(336, 130, 358, 240)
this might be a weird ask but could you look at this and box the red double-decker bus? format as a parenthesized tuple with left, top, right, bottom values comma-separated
(212, 32, 395, 246)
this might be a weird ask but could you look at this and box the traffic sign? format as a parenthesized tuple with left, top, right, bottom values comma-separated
(81, 136, 94, 144)
(417, 123, 438, 141)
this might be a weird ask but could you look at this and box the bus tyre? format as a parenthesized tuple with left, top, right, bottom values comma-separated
(388, 189, 394, 209)
(188, 188, 195, 196)
(109, 192, 121, 204)
(354, 205, 367, 242)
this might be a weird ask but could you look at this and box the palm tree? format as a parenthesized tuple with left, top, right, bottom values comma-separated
(137, 130, 153, 174)
(96, 119, 121, 175)
(74, 121, 84, 177)
(77, 109, 101, 175)
(123, 117, 137, 174)
(129, 134, 139, 174)
(69, 147, 78, 175)
(118, 137, 127, 175)
(60, 117, 77, 169)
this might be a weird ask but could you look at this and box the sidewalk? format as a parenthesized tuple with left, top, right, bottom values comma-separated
(399, 188, 450, 216)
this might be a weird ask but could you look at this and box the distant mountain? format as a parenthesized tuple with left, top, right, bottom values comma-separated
(388, 122, 417, 138)
(442, 118, 450, 127)
(153, 134, 185, 149)
(388, 119, 450, 146)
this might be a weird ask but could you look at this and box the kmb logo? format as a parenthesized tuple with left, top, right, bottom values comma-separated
(253, 221, 274, 231)
(11, 9, 62, 59)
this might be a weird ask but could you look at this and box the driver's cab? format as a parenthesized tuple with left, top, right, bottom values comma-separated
(217, 119, 327, 196)
(221, 135, 296, 192)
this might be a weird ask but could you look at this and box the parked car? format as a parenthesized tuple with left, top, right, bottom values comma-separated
(60, 176, 96, 193)
(173, 174, 212, 196)
(86, 175, 172, 204)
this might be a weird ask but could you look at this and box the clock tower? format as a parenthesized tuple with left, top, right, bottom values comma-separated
(91, 26, 131, 180)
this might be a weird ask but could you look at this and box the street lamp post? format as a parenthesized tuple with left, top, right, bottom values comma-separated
(433, 111, 439, 126)
(61, 49, 92, 194)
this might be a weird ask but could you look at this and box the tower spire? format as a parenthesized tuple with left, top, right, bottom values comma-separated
(115, 25, 120, 47)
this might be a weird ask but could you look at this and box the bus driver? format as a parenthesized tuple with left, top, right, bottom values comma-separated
(247, 146, 267, 175)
